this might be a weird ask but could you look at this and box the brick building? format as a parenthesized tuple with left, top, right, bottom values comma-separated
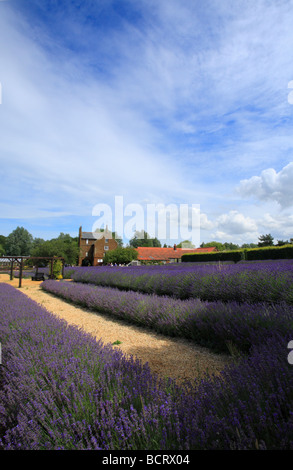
(78, 226, 118, 266)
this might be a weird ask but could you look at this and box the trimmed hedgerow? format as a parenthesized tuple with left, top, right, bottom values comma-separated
(245, 244, 293, 261)
(182, 250, 245, 263)
(182, 244, 293, 263)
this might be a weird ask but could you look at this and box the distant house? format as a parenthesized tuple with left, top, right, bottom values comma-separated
(78, 226, 118, 266)
(135, 244, 217, 263)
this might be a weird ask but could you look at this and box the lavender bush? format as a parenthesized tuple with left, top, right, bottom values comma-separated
(0, 284, 184, 450)
(41, 280, 293, 355)
(1, 283, 293, 449)
(70, 261, 293, 304)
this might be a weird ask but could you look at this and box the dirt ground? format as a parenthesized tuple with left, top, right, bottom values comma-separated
(0, 273, 231, 384)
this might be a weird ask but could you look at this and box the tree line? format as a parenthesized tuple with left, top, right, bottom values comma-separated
(0, 227, 163, 265)
(200, 233, 293, 251)
(0, 227, 79, 265)
(1, 227, 292, 266)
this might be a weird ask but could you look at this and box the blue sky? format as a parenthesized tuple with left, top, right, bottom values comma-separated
(1, 0, 293, 245)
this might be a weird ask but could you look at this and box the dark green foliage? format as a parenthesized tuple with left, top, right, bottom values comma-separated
(245, 244, 293, 261)
(258, 233, 274, 247)
(129, 230, 161, 248)
(31, 233, 79, 265)
(5, 227, 33, 256)
(182, 245, 293, 263)
(182, 250, 244, 263)
(104, 246, 138, 264)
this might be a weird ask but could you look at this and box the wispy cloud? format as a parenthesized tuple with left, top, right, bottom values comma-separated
(1, 0, 293, 243)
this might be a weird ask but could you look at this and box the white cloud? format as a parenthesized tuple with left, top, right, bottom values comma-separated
(237, 162, 293, 208)
(216, 210, 258, 235)
(2, 0, 293, 243)
(0, 6, 186, 220)
(259, 212, 293, 239)
(200, 213, 215, 231)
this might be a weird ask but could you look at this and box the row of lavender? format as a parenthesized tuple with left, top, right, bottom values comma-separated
(41, 279, 293, 354)
(1, 283, 293, 449)
(69, 261, 293, 304)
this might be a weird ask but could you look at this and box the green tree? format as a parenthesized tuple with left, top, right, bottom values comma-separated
(5, 227, 33, 256)
(129, 230, 161, 248)
(241, 243, 258, 249)
(0, 236, 6, 255)
(104, 246, 138, 264)
(152, 237, 161, 247)
(200, 241, 225, 251)
(31, 237, 45, 251)
(222, 242, 239, 251)
(258, 234, 274, 247)
(50, 259, 63, 279)
(177, 240, 195, 248)
(0, 235, 6, 248)
(276, 239, 289, 246)
(31, 233, 79, 265)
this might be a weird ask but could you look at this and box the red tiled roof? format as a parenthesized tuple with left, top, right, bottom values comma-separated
(135, 246, 216, 261)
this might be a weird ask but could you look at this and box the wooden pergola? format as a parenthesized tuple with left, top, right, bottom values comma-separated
(0, 256, 65, 288)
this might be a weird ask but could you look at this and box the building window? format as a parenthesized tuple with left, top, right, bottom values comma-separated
(86, 252, 88, 257)
(86, 239, 89, 245)
(104, 246, 109, 251)
(105, 238, 109, 243)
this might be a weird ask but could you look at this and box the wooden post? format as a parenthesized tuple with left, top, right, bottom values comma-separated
(10, 258, 14, 280)
(50, 258, 54, 279)
(18, 259, 23, 288)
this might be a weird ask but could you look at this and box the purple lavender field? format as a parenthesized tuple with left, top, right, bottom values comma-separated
(1, 259, 293, 449)
(69, 260, 293, 304)
(42, 279, 293, 354)
(1, 282, 293, 449)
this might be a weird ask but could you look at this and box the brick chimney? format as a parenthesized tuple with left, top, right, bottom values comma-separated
(173, 244, 177, 251)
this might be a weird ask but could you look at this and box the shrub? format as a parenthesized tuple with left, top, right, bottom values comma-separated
(50, 259, 63, 280)
(182, 250, 244, 263)
(245, 244, 293, 261)
(182, 244, 293, 263)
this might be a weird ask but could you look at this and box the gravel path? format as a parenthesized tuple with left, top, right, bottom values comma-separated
(0, 274, 231, 384)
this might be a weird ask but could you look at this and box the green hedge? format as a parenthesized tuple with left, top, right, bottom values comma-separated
(245, 244, 293, 261)
(182, 250, 245, 263)
(182, 244, 293, 263)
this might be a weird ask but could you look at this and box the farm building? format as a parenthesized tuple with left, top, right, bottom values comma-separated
(135, 245, 217, 263)
(78, 226, 118, 266)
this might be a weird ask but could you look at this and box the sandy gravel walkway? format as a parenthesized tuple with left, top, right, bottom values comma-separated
(0, 273, 231, 384)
